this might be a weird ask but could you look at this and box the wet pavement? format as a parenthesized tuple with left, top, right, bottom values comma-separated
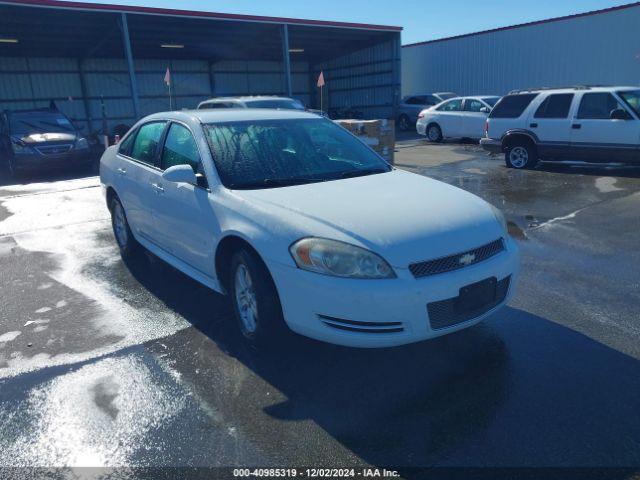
(0, 140, 639, 473)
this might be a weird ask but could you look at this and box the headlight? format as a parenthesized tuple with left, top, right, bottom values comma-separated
(289, 238, 396, 279)
(11, 140, 32, 155)
(75, 137, 89, 150)
(491, 205, 508, 234)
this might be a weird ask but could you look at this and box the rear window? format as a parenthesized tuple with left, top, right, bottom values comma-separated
(534, 94, 574, 119)
(489, 94, 538, 118)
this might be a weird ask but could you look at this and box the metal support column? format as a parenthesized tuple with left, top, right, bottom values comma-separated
(208, 60, 216, 98)
(78, 59, 93, 133)
(120, 12, 140, 120)
(392, 32, 402, 122)
(281, 24, 292, 97)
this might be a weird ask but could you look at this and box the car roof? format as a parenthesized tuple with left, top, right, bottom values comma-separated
(143, 109, 319, 124)
(200, 96, 298, 104)
(508, 85, 638, 95)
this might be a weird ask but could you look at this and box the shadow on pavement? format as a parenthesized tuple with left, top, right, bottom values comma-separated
(121, 252, 640, 469)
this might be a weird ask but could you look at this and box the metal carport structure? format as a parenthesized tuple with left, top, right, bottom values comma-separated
(0, 0, 402, 136)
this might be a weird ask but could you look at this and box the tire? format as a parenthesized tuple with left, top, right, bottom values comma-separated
(505, 140, 538, 169)
(398, 114, 412, 132)
(229, 248, 286, 347)
(109, 196, 140, 259)
(426, 123, 443, 143)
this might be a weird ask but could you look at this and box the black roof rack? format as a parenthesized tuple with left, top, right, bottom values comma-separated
(508, 85, 611, 94)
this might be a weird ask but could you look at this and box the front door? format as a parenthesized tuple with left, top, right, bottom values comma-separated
(461, 98, 490, 138)
(154, 122, 218, 277)
(117, 121, 166, 241)
(570, 92, 640, 162)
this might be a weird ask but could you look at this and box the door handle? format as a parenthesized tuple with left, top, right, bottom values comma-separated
(151, 183, 164, 194)
(117, 167, 127, 175)
(572, 124, 582, 130)
(530, 123, 538, 128)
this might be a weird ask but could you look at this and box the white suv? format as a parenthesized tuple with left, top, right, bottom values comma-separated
(480, 86, 640, 169)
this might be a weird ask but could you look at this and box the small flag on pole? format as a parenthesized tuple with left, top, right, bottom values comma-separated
(164, 67, 171, 86)
(317, 71, 325, 88)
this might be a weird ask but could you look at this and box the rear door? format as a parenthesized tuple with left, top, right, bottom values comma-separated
(118, 121, 167, 242)
(570, 92, 639, 161)
(435, 99, 464, 137)
(461, 98, 490, 138)
(530, 93, 574, 158)
(153, 122, 218, 275)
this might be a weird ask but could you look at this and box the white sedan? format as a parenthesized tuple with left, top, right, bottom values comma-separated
(100, 109, 519, 348)
(417, 96, 501, 142)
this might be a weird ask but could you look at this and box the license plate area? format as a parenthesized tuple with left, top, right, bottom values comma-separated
(454, 277, 497, 314)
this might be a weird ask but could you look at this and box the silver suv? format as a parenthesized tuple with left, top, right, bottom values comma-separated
(480, 86, 640, 169)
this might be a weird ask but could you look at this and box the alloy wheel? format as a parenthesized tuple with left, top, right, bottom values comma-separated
(509, 146, 529, 168)
(235, 264, 259, 334)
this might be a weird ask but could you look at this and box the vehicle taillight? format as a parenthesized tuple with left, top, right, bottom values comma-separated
(484, 119, 489, 137)
(418, 112, 425, 119)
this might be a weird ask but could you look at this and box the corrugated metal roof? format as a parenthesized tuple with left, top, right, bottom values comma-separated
(404, 1, 640, 47)
(0, 0, 403, 31)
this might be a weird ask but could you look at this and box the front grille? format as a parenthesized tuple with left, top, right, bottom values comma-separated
(318, 314, 404, 334)
(409, 238, 505, 278)
(427, 276, 510, 330)
(35, 144, 73, 155)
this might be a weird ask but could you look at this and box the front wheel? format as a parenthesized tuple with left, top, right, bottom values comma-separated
(505, 142, 538, 169)
(110, 196, 140, 259)
(398, 114, 412, 132)
(426, 123, 443, 142)
(229, 249, 286, 347)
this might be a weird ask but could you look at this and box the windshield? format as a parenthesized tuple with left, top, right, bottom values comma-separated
(9, 111, 76, 135)
(437, 92, 457, 100)
(203, 118, 391, 190)
(245, 99, 305, 110)
(482, 97, 500, 107)
(618, 90, 640, 116)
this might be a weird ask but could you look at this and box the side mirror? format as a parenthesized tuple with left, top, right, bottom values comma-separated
(162, 164, 197, 185)
(610, 108, 630, 120)
(480, 107, 490, 113)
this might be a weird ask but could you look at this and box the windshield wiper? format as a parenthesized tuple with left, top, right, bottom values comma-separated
(231, 177, 321, 190)
(339, 168, 390, 179)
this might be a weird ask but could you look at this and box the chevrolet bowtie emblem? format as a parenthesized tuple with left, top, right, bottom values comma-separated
(459, 253, 476, 266)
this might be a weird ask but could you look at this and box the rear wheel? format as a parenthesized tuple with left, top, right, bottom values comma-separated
(229, 248, 286, 347)
(398, 114, 412, 132)
(505, 141, 538, 169)
(110, 196, 140, 259)
(426, 123, 443, 142)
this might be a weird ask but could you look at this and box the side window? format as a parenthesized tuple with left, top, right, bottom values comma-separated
(200, 102, 231, 110)
(577, 93, 624, 120)
(489, 94, 538, 118)
(130, 122, 166, 167)
(405, 97, 421, 105)
(535, 94, 574, 119)
(464, 99, 484, 112)
(161, 123, 202, 173)
(438, 99, 463, 112)
(425, 95, 439, 105)
(118, 129, 137, 156)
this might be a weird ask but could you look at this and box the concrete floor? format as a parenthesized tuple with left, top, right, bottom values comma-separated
(0, 139, 639, 473)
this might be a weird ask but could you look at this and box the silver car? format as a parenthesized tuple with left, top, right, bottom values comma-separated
(397, 92, 457, 131)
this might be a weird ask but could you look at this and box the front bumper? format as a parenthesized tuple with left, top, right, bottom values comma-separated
(268, 237, 520, 348)
(12, 149, 92, 170)
(480, 138, 502, 154)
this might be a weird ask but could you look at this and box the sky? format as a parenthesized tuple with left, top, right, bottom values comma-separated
(59, 0, 633, 45)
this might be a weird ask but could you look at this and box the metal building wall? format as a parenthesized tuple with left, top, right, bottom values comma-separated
(315, 35, 401, 119)
(402, 5, 640, 97)
(211, 60, 311, 107)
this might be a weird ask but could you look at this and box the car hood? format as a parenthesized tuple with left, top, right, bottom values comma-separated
(234, 169, 505, 267)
